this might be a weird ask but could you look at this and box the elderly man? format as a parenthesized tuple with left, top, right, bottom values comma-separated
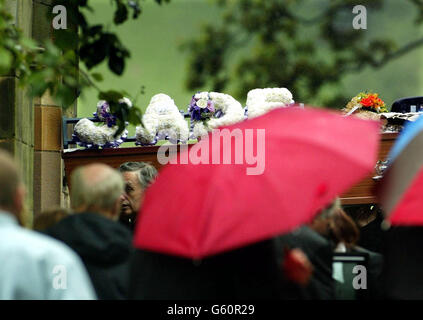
(45, 163, 133, 300)
(118, 162, 158, 231)
(0, 150, 96, 299)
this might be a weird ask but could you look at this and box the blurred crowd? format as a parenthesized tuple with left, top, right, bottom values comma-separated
(0, 148, 418, 300)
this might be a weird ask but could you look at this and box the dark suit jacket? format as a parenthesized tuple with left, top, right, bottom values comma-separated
(351, 246, 383, 300)
(276, 227, 384, 300)
(381, 226, 423, 299)
(129, 238, 301, 300)
(45, 212, 134, 300)
(357, 212, 384, 254)
(275, 226, 336, 300)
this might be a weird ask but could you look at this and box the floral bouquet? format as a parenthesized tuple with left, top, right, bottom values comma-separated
(246, 87, 294, 119)
(73, 98, 131, 149)
(73, 118, 128, 149)
(189, 91, 245, 138)
(135, 93, 189, 146)
(344, 92, 388, 117)
(93, 97, 133, 127)
(93, 101, 116, 127)
(189, 92, 217, 123)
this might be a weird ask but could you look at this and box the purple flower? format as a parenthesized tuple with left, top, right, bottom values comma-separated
(214, 110, 223, 119)
(94, 101, 117, 127)
(191, 109, 202, 121)
(190, 96, 197, 107)
(207, 100, 215, 112)
(188, 94, 216, 122)
(135, 136, 158, 146)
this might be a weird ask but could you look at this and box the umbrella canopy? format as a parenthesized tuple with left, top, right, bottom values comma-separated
(377, 114, 423, 225)
(134, 106, 380, 259)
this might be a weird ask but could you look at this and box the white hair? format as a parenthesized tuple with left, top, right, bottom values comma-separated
(70, 164, 124, 213)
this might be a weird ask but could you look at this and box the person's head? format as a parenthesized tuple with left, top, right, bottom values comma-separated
(70, 163, 124, 221)
(0, 150, 25, 222)
(118, 162, 158, 216)
(33, 208, 70, 231)
(310, 198, 359, 248)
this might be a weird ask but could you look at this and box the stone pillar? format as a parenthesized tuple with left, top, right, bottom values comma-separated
(33, 92, 64, 216)
(0, 0, 34, 227)
(0, 0, 77, 224)
(32, 0, 77, 216)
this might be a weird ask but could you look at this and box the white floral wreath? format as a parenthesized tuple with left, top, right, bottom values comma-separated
(246, 88, 294, 119)
(189, 91, 245, 138)
(73, 98, 131, 148)
(135, 93, 189, 145)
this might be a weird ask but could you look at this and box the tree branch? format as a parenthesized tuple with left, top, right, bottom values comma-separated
(370, 37, 423, 68)
(343, 36, 423, 74)
(289, 1, 351, 25)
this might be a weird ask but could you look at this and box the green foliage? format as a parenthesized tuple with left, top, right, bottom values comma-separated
(0, 1, 38, 78)
(183, 0, 423, 108)
(0, 0, 170, 135)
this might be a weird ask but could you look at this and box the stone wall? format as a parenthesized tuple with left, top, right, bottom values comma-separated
(32, 0, 77, 217)
(0, 0, 34, 227)
(0, 0, 76, 226)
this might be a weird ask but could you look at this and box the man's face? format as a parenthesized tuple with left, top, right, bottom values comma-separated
(120, 171, 143, 216)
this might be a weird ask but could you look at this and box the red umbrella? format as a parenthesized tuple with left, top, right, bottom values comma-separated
(134, 106, 380, 259)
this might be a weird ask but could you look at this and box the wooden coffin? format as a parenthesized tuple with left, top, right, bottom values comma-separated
(340, 132, 398, 204)
(62, 132, 398, 204)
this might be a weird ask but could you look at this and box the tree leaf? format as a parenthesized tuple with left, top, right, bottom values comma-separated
(0, 48, 12, 74)
(108, 51, 125, 75)
(53, 30, 78, 51)
(99, 90, 124, 102)
(114, 0, 128, 25)
(91, 72, 104, 82)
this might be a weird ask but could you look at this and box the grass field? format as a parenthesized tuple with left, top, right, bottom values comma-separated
(78, 0, 423, 138)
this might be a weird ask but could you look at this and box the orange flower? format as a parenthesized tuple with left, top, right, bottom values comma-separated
(351, 92, 387, 113)
(360, 97, 375, 107)
(360, 93, 384, 109)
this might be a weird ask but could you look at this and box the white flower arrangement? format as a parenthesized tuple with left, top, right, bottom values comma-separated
(189, 91, 245, 138)
(135, 93, 189, 145)
(73, 118, 128, 148)
(73, 97, 131, 148)
(246, 88, 294, 119)
(192, 121, 209, 138)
